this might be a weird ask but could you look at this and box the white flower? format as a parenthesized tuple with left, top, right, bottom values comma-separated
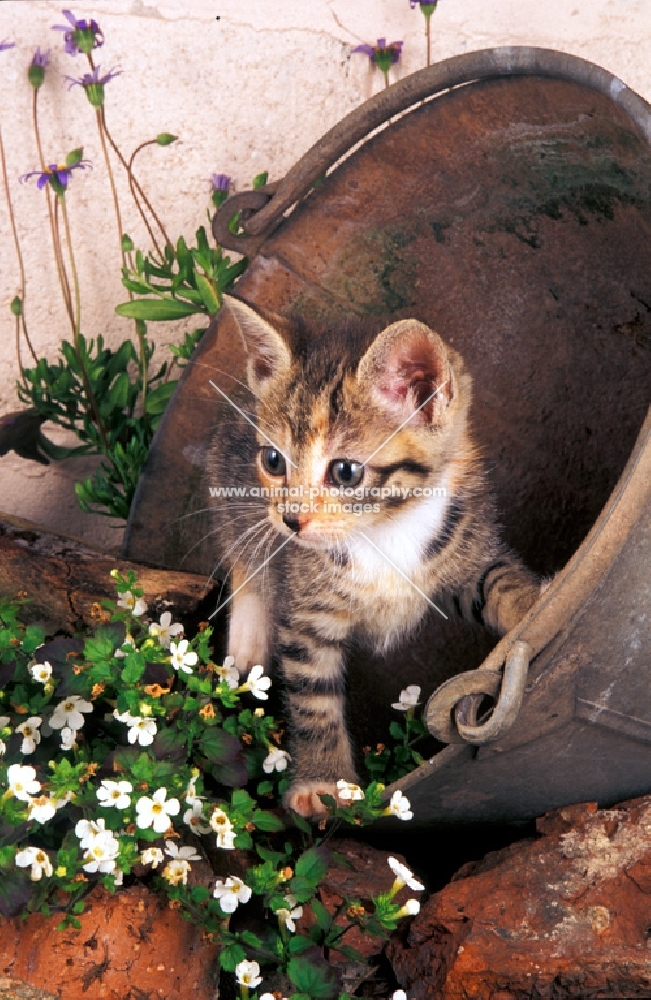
(0, 741, 5, 756)
(27, 794, 56, 824)
(213, 875, 253, 914)
(235, 960, 262, 989)
(130, 717, 157, 746)
(97, 779, 133, 810)
(149, 612, 183, 649)
(184, 773, 204, 807)
(385, 790, 413, 822)
(113, 869, 124, 887)
(164, 839, 201, 862)
(60, 727, 77, 751)
(184, 800, 211, 835)
(52, 790, 73, 811)
(214, 655, 239, 689)
(113, 710, 157, 746)
(392, 991, 408, 1000)
(7, 763, 40, 801)
(29, 661, 53, 684)
(83, 829, 120, 873)
(391, 685, 421, 712)
(387, 857, 425, 892)
(50, 695, 92, 731)
(263, 747, 290, 773)
(75, 818, 107, 849)
(135, 787, 180, 834)
(210, 807, 236, 849)
(162, 858, 191, 885)
(117, 590, 147, 616)
(15, 846, 52, 881)
(336, 779, 364, 802)
(169, 638, 198, 675)
(16, 717, 42, 755)
(396, 899, 420, 918)
(243, 664, 271, 700)
(140, 846, 164, 868)
(274, 893, 303, 932)
(114, 634, 136, 659)
(0, 716, 11, 732)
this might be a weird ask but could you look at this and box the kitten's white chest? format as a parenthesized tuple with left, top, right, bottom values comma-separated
(343, 489, 451, 649)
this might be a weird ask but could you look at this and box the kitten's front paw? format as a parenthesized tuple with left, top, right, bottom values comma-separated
(284, 781, 340, 820)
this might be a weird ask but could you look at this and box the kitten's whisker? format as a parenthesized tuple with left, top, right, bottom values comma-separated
(209, 529, 295, 619)
(209, 380, 298, 470)
(210, 518, 271, 580)
(186, 359, 275, 416)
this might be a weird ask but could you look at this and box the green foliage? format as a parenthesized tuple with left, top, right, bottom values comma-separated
(0, 575, 425, 999)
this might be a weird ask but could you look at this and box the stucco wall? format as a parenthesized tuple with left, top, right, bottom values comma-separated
(0, 0, 650, 551)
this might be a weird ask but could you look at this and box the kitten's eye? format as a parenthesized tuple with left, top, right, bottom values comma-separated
(328, 459, 364, 488)
(260, 447, 287, 477)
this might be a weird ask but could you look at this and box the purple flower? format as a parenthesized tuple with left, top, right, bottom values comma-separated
(31, 47, 51, 68)
(0, 40, 15, 52)
(352, 38, 403, 77)
(211, 173, 231, 192)
(409, 0, 438, 6)
(211, 173, 231, 208)
(52, 9, 103, 56)
(66, 65, 122, 107)
(20, 159, 92, 194)
(28, 47, 51, 89)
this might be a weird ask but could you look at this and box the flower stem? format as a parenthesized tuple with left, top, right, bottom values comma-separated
(59, 195, 111, 458)
(383, 69, 390, 89)
(32, 88, 74, 331)
(0, 127, 38, 372)
(95, 107, 125, 265)
(128, 140, 164, 257)
(100, 108, 172, 249)
(426, 15, 431, 67)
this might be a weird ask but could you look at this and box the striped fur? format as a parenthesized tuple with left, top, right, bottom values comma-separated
(209, 298, 541, 817)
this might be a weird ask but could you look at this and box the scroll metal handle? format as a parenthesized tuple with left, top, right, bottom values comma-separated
(425, 640, 531, 746)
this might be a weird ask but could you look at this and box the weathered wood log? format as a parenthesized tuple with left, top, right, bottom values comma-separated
(0, 514, 209, 632)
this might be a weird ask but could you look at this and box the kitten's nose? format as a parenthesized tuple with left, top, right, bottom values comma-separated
(283, 515, 300, 533)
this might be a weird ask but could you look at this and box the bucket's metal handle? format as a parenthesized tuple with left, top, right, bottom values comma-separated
(425, 640, 531, 745)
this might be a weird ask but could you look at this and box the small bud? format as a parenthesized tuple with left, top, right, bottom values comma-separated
(121, 233, 134, 253)
(8, 295, 20, 316)
(156, 132, 177, 146)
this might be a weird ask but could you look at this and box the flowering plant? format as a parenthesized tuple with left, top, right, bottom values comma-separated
(0, 572, 424, 1000)
(2, 12, 253, 519)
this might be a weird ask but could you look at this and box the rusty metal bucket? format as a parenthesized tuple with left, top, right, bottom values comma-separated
(123, 48, 651, 823)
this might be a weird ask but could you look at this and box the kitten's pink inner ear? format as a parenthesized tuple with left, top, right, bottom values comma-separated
(359, 321, 452, 421)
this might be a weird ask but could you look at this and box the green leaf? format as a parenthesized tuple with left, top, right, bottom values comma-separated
(121, 277, 154, 296)
(295, 847, 328, 885)
(311, 898, 332, 933)
(66, 147, 84, 167)
(115, 298, 201, 321)
(337, 944, 366, 963)
(218, 943, 247, 971)
(251, 809, 284, 833)
(144, 380, 177, 416)
(239, 930, 263, 949)
(200, 728, 242, 764)
(287, 956, 338, 1000)
(252, 171, 269, 190)
(195, 273, 221, 314)
(288, 935, 315, 955)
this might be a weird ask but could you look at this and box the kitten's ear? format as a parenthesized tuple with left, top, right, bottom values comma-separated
(223, 295, 292, 394)
(357, 319, 454, 423)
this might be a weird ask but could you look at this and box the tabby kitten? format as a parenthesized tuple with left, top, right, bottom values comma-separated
(209, 296, 541, 818)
